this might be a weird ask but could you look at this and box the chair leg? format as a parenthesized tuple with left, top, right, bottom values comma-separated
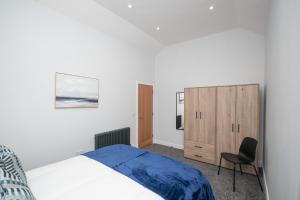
(233, 164, 236, 192)
(218, 156, 222, 175)
(252, 165, 264, 192)
(239, 164, 243, 175)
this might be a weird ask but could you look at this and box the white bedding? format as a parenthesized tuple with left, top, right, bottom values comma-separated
(26, 156, 163, 200)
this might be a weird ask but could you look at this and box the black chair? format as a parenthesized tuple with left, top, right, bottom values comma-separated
(217, 137, 263, 192)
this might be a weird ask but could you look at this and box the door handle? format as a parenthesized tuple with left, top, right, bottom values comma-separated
(232, 124, 234, 132)
(195, 112, 198, 119)
(194, 145, 203, 149)
(194, 155, 202, 158)
(238, 124, 240, 133)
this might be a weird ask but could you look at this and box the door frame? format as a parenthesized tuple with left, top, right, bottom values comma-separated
(135, 81, 154, 148)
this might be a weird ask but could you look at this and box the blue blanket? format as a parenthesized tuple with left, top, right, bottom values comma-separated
(83, 145, 215, 200)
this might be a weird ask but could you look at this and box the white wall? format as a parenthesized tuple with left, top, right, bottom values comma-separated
(0, 0, 155, 170)
(264, 0, 300, 199)
(154, 29, 265, 161)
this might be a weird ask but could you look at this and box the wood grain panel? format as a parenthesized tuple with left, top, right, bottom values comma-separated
(236, 85, 259, 174)
(138, 84, 153, 148)
(198, 87, 216, 146)
(185, 141, 215, 156)
(184, 140, 216, 164)
(184, 88, 199, 142)
(216, 86, 237, 169)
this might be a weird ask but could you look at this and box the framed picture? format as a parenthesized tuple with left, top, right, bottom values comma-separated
(55, 73, 99, 108)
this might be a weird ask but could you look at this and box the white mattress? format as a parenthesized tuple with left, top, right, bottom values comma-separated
(26, 156, 163, 200)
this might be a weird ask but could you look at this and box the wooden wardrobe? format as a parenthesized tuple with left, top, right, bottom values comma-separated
(184, 84, 260, 174)
(184, 87, 217, 164)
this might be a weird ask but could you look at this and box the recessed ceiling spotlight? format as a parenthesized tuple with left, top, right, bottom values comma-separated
(209, 5, 214, 10)
(128, 4, 133, 8)
(156, 26, 160, 31)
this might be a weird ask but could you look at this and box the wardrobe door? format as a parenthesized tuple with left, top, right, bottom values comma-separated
(236, 85, 259, 150)
(236, 85, 259, 173)
(198, 87, 216, 145)
(184, 88, 199, 142)
(216, 86, 237, 168)
(196, 87, 216, 164)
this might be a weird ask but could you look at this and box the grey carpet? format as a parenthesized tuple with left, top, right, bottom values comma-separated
(144, 144, 266, 200)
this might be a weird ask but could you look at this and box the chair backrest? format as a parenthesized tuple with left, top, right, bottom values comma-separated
(238, 137, 257, 162)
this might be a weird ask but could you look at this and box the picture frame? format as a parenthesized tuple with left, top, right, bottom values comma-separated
(55, 73, 99, 108)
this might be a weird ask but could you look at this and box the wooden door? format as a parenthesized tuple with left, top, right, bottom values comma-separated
(216, 86, 237, 168)
(184, 88, 199, 142)
(198, 87, 216, 145)
(138, 84, 153, 148)
(236, 85, 259, 173)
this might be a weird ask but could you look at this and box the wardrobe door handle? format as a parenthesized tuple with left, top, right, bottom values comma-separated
(238, 124, 240, 133)
(194, 145, 203, 149)
(232, 124, 234, 132)
(194, 155, 202, 158)
(196, 112, 198, 119)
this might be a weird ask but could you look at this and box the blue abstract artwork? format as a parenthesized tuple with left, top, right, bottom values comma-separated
(55, 73, 99, 108)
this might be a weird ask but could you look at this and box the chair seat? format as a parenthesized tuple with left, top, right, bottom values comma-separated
(221, 153, 251, 164)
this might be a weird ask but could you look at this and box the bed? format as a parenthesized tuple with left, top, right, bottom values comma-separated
(26, 145, 215, 200)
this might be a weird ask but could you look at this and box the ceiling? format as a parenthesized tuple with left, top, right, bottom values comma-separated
(94, 0, 268, 45)
(38, 0, 163, 54)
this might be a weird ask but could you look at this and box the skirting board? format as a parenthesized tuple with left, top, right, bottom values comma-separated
(263, 168, 270, 200)
(153, 139, 183, 150)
